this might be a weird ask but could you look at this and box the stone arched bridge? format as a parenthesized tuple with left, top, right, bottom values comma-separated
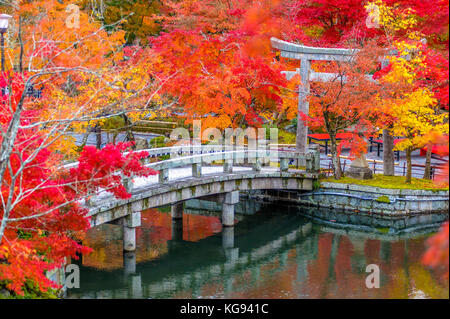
(79, 144, 321, 251)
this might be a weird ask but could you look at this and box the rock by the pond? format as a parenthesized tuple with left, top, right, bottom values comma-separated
(346, 156, 373, 180)
(0, 289, 11, 298)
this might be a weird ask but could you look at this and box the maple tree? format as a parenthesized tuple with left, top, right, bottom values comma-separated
(79, 0, 162, 45)
(370, 3, 449, 183)
(150, 31, 288, 129)
(8, 0, 125, 72)
(156, 0, 251, 33)
(375, 44, 448, 184)
(286, 0, 382, 45)
(3, 0, 124, 156)
(0, 0, 172, 159)
(413, 47, 449, 179)
(300, 43, 384, 179)
(286, 0, 448, 48)
(0, 0, 162, 296)
(0, 70, 156, 295)
(422, 222, 449, 280)
(148, 0, 295, 130)
(422, 133, 449, 280)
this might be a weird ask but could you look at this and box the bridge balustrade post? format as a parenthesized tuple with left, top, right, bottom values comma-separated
(123, 212, 141, 252)
(192, 162, 202, 178)
(280, 158, 289, 172)
(305, 153, 313, 172)
(252, 157, 262, 172)
(159, 169, 169, 183)
(224, 156, 233, 174)
(222, 191, 239, 227)
(122, 175, 133, 193)
(85, 193, 95, 207)
(306, 144, 321, 173)
(224, 160, 233, 173)
(310, 144, 321, 172)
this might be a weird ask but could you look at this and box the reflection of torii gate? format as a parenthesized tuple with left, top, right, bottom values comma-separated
(271, 37, 358, 152)
(271, 37, 397, 175)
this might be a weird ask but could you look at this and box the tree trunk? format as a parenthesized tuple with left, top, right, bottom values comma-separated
(95, 124, 102, 149)
(405, 148, 412, 184)
(423, 145, 432, 180)
(121, 114, 135, 148)
(0, 91, 27, 243)
(77, 129, 90, 152)
(18, 16, 24, 73)
(330, 134, 343, 179)
(383, 129, 395, 176)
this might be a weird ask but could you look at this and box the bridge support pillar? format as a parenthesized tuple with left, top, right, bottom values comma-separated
(123, 226, 136, 252)
(171, 203, 184, 243)
(124, 251, 136, 277)
(222, 227, 239, 262)
(123, 212, 141, 252)
(130, 274, 143, 299)
(171, 218, 183, 242)
(222, 204, 234, 226)
(171, 202, 184, 219)
(222, 191, 239, 227)
(222, 226, 234, 249)
(224, 277, 234, 294)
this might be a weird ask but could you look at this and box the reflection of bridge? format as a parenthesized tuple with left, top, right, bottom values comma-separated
(82, 145, 321, 252)
(68, 208, 317, 299)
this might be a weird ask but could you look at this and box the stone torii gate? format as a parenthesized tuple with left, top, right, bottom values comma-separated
(271, 37, 359, 153)
(271, 37, 396, 177)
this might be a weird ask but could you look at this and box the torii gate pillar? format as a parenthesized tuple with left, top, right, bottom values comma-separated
(297, 58, 311, 151)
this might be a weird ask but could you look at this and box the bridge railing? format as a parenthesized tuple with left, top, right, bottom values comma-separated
(122, 144, 321, 189)
(78, 144, 320, 205)
(62, 144, 245, 170)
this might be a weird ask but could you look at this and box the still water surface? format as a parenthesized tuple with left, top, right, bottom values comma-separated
(67, 202, 448, 299)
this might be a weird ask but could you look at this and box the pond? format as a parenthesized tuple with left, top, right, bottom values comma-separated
(66, 201, 448, 299)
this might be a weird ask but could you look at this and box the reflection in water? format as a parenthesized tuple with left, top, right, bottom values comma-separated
(67, 202, 449, 299)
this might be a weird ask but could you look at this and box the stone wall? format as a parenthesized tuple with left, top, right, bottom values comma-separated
(247, 183, 449, 234)
(305, 182, 449, 214)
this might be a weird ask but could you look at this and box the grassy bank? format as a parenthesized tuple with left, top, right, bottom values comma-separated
(321, 174, 449, 191)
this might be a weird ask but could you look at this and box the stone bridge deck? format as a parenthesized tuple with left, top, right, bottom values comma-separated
(89, 166, 318, 227)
